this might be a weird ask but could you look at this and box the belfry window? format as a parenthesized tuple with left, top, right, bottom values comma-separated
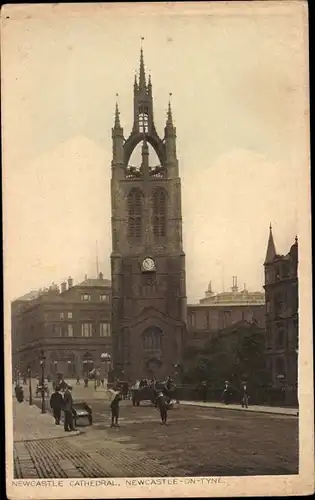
(139, 112, 149, 133)
(127, 189, 143, 241)
(152, 188, 167, 239)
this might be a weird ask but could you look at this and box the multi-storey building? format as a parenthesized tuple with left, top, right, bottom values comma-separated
(263, 226, 299, 405)
(11, 274, 112, 379)
(110, 47, 187, 381)
(186, 277, 265, 349)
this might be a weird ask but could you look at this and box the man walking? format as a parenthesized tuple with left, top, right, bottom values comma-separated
(241, 382, 249, 408)
(63, 386, 76, 432)
(50, 386, 63, 425)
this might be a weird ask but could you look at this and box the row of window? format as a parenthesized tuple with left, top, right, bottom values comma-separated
(188, 310, 256, 329)
(81, 293, 110, 302)
(54, 322, 111, 338)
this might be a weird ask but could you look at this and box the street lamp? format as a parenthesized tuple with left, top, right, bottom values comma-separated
(27, 364, 33, 406)
(83, 359, 88, 377)
(39, 350, 46, 414)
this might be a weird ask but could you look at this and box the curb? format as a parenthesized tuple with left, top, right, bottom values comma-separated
(14, 430, 83, 443)
(180, 402, 299, 417)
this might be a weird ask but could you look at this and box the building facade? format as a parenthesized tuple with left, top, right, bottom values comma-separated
(11, 274, 112, 380)
(110, 48, 187, 381)
(263, 226, 299, 405)
(186, 278, 265, 349)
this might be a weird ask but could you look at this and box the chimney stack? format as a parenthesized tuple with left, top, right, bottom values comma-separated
(231, 276, 238, 293)
(61, 281, 67, 293)
(99, 272, 103, 280)
(68, 276, 73, 289)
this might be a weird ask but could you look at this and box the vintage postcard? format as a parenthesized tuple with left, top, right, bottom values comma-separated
(2, 1, 314, 498)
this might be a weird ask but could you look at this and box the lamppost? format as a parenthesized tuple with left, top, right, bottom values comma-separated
(27, 364, 33, 406)
(83, 359, 88, 378)
(39, 350, 46, 414)
(100, 353, 111, 386)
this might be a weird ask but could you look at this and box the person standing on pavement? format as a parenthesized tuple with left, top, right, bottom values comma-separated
(63, 386, 76, 432)
(50, 386, 64, 425)
(110, 391, 121, 427)
(241, 382, 249, 408)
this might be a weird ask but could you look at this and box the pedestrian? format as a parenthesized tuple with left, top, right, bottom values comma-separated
(76, 376, 80, 385)
(49, 386, 64, 425)
(110, 391, 121, 427)
(223, 381, 230, 405)
(156, 392, 168, 425)
(63, 386, 76, 432)
(241, 382, 249, 408)
(201, 380, 207, 403)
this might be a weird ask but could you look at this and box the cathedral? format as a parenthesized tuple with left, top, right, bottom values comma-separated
(110, 48, 187, 381)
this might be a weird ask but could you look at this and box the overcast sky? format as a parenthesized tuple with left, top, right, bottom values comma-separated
(2, 2, 309, 307)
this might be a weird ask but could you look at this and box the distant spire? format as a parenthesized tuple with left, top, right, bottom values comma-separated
(295, 235, 298, 244)
(139, 39, 146, 89)
(264, 224, 277, 264)
(166, 93, 173, 126)
(114, 94, 121, 128)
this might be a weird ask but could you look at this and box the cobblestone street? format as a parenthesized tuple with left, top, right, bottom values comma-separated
(13, 396, 299, 478)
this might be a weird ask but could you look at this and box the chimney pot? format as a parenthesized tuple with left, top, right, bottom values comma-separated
(68, 276, 73, 289)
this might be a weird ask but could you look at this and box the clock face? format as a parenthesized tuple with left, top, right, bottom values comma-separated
(142, 257, 155, 272)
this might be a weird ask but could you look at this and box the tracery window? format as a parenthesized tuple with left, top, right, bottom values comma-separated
(152, 188, 167, 239)
(127, 189, 143, 241)
(142, 327, 162, 350)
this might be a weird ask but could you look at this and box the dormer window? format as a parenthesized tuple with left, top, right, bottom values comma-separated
(81, 293, 91, 301)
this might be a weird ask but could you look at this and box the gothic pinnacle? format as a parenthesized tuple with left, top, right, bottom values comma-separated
(166, 93, 173, 126)
(114, 95, 121, 128)
(139, 40, 146, 89)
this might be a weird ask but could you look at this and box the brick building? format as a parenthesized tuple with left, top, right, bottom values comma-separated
(263, 226, 299, 405)
(186, 277, 265, 349)
(11, 274, 112, 380)
(110, 47, 187, 381)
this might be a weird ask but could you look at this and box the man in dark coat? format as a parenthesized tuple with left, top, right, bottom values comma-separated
(63, 386, 75, 432)
(156, 392, 168, 425)
(241, 382, 249, 408)
(110, 391, 121, 427)
(49, 386, 64, 425)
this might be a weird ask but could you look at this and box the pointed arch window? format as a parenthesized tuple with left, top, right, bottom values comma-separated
(152, 188, 167, 239)
(139, 113, 149, 133)
(127, 189, 143, 241)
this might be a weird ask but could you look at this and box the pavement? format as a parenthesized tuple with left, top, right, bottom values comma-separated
(180, 400, 299, 416)
(13, 398, 81, 442)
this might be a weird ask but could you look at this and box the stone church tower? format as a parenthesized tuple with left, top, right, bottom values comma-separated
(110, 48, 187, 381)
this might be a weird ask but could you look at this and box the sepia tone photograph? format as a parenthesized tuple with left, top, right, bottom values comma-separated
(2, 1, 313, 498)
